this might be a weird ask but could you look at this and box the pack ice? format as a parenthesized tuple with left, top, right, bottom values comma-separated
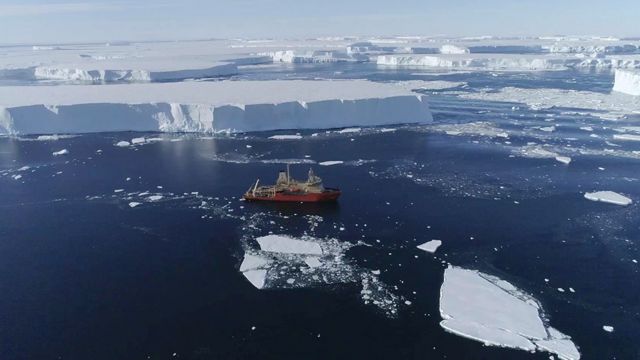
(440, 266, 580, 360)
(239, 234, 402, 317)
(0, 80, 432, 135)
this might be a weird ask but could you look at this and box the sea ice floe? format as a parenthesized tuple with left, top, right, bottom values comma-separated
(319, 161, 344, 166)
(115, 141, 130, 147)
(52, 149, 69, 156)
(131, 137, 146, 145)
(602, 325, 615, 333)
(268, 135, 303, 140)
(239, 233, 402, 317)
(613, 134, 640, 142)
(417, 240, 442, 253)
(431, 122, 510, 139)
(555, 156, 572, 165)
(128, 202, 141, 208)
(584, 191, 632, 206)
(256, 234, 323, 255)
(439, 266, 580, 360)
(146, 195, 164, 202)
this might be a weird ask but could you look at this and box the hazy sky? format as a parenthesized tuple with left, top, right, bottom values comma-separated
(1, 0, 639, 44)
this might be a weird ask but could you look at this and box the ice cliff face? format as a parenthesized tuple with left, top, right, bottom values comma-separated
(377, 54, 640, 70)
(0, 96, 431, 135)
(0, 80, 433, 135)
(31, 63, 238, 82)
(612, 69, 640, 96)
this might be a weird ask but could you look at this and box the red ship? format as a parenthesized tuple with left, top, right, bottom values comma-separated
(243, 165, 341, 202)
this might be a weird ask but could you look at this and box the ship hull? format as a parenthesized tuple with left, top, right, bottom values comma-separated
(244, 189, 341, 203)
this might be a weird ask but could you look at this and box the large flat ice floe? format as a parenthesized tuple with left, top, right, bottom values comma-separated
(440, 266, 580, 360)
(0, 80, 432, 135)
(613, 69, 640, 96)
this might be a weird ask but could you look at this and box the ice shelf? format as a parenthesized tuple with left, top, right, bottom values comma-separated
(0, 80, 432, 135)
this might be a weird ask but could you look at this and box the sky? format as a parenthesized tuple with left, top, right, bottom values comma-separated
(0, 0, 639, 44)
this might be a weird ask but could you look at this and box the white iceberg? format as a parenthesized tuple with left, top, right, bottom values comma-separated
(0, 80, 432, 135)
(555, 156, 572, 164)
(440, 266, 580, 360)
(584, 191, 632, 206)
(52, 149, 69, 156)
(612, 69, 640, 96)
(440, 45, 470, 55)
(417, 240, 442, 253)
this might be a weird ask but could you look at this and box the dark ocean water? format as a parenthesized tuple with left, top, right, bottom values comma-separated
(1, 68, 639, 359)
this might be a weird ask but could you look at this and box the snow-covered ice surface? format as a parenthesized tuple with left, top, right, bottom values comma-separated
(440, 266, 580, 360)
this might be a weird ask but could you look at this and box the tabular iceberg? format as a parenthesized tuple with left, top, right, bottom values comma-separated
(613, 69, 640, 96)
(0, 80, 432, 135)
(377, 54, 640, 70)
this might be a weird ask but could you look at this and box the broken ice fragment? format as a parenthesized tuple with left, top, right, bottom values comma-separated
(52, 149, 69, 156)
(584, 191, 632, 206)
(304, 257, 322, 268)
(555, 156, 571, 165)
(243, 269, 267, 289)
(256, 234, 323, 255)
(417, 240, 442, 253)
